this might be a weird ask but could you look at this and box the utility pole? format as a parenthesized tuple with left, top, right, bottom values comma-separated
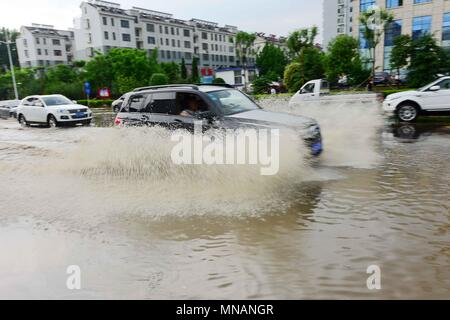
(1, 29, 19, 100)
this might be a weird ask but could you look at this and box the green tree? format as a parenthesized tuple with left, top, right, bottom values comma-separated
(325, 35, 368, 85)
(0, 28, 20, 71)
(212, 77, 226, 84)
(180, 58, 187, 80)
(256, 43, 288, 80)
(283, 47, 325, 93)
(407, 34, 448, 87)
(390, 35, 413, 83)
(359, 7, 394, 77)
(191, 56, 200, 83)
(252, 76, 272, 94)
(150, 73, 169, 85)
(235, 31, 257, 67)
(287, 26, 318, 59)
(161, 62, 180, 83)
(283, 63, 302, 93)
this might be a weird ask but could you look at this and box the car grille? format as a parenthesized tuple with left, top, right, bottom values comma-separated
(68, 108, 88, 114)
(72, 114, 88, 119)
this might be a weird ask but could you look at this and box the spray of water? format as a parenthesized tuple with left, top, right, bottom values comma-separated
(260, 96, 384, 168)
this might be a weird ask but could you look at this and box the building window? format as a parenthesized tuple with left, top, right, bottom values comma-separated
(412, 16, 432, 40)
(54, 50, 62, 56)
(359, 25, 370, 49)
(122, 34, 131, 42)
(171, 27, 175, 35)
(202, 43, 208, 50)
(202, 32, 208, 40)
(203, 54, 209, 61)
(360, 0, 376, 12)
(103, 17, 107, 25)
(234, 70, 242, 84)
(384, 20, 402, 46)
(52, 39, 61, 46)
(413, 0, 431, 3)
(185, 52, 192, 60)
(43, 38, 46, 45)
(113, 32, 116, 41)
(111, 18, 115, 26)
(172, 39, 176, 47)
(166, 39, 169, 46)
(183, 29, 190, 37)
(443, 13, 450, 41)
(386, 0, 403, 8)
(37, 49, 42, 55)
(165, 26, 169, 34)
(36, 38, 40, 44)
(104, 31, 109, 40)
(121, 20, 130, 28)
(148, 36, 156, 44)
(147, 24, 155, 32)
(184, 41, 191, 49)
(45, 49, 48, 55)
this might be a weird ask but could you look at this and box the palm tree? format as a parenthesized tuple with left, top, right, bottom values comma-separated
(235, 31, 256, 89)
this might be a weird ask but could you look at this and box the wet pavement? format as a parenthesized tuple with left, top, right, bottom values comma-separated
(0, 105, 449, 299)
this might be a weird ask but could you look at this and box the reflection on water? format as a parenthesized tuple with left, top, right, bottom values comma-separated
(0, 106, 449, 299)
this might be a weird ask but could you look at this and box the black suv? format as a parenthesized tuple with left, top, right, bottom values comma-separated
(114, 84, 323, 156)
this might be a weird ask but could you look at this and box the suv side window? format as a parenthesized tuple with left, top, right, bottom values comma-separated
(146, 92, 177, 114)
(437, 79, 450, 90)
(126, 94, 148, 112)
(23, 97, 35, 106)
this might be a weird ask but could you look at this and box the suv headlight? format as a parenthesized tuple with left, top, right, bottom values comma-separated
(58, 110, 70, 114)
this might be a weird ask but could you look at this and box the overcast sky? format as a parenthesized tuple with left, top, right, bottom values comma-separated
(0, 0, 324, 41)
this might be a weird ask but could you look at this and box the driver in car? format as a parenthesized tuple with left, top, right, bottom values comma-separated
(180, 96, 201, 117)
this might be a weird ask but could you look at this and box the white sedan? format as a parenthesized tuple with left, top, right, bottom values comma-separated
(16, 95, 93, 128)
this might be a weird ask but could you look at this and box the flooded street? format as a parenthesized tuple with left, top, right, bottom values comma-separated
(0, 104, 449, 299)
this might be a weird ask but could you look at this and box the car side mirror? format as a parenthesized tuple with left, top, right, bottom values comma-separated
(429, 85, 440, 92)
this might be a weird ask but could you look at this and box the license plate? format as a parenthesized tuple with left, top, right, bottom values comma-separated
(311, 142, 323, 154)
(75, 112, 85, 118)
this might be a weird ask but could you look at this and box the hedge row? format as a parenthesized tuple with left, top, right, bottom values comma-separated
(77, 99, 114, 108)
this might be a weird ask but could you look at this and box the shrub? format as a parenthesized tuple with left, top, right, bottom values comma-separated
(150, 73, 169, 86)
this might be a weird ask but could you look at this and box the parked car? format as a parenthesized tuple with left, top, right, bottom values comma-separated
(115, 84, 323, 156)
(383, 76, 450, 122)
(373, 72, 393, 86)
(16, 95, 93, 128)
(112, 95, 125, 113)
(0, 100, 21, 119)
(289, 79, 380, 107)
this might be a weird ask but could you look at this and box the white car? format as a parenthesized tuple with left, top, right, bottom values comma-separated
(383, 77, 450, 122)
(289, 79, 379, 107)
(16, 95, 93, 128)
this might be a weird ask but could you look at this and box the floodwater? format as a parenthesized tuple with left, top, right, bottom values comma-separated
(0, 101, 449, 300)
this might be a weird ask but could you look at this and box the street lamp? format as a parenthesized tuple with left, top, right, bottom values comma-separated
(0, 29, 19, 100)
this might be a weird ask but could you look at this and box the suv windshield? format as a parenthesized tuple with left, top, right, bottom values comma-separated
(42, 96, 73, 106)
(207, 89, 260, 115)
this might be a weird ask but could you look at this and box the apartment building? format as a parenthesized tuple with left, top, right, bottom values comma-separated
(350, 0, 450, 72)
(16, 24, 75, 68)
(253, 33, 289, 55)
(322, 0, 354, 50)
(73, 0, 241, 68)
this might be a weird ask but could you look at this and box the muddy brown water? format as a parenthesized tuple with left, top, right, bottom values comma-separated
(0, 103, 449, 299)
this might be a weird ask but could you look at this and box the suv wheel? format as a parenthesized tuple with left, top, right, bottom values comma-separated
(397, 104, 419, 122)
(48, 115, 58, 128)
(18, 115, 28, 127)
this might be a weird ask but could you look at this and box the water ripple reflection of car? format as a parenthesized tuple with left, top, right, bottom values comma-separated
(392, 123, 450, 140)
